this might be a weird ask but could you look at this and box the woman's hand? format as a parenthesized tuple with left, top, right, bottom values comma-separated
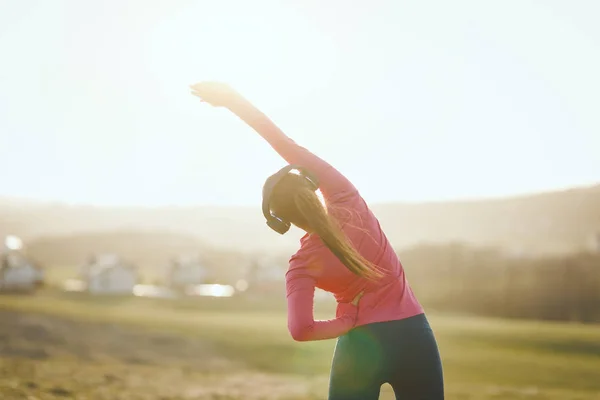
(190, 81, 242, 107)
(351, 291, 364, 307)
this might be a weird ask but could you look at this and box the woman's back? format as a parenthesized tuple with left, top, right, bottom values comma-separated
(289, 183, 423, 329)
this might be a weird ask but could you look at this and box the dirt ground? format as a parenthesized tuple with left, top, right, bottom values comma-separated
(0, 309, 327, 400)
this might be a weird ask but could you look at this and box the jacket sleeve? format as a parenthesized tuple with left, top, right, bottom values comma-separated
(228, 101, 357, 200)
(285, 268, 358, 342)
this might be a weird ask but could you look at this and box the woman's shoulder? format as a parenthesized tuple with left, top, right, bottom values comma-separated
(286, 236, 334, 278)
(290, 234, 326, 263)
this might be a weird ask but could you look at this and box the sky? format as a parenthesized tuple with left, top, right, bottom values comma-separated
(0, 0, 599, 207)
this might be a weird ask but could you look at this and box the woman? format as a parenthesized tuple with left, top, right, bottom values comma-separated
(190, 82, 444, 400)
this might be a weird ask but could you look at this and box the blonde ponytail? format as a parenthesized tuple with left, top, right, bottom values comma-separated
(293, 188, 384, 280)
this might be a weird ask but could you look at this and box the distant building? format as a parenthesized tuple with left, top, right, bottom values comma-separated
(0, 251, 44, 292)
(247, 257, 287, 282)
(81, 254, 138, 295)
(167, 255, 207, 290)
(30, 260, 45, 287)
(242, 258, 287, 296)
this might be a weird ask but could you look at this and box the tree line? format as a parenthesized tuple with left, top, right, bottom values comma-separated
(400, 243, 600, 323)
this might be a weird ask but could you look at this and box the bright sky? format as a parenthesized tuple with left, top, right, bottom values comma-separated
(1, 0, 599, 207)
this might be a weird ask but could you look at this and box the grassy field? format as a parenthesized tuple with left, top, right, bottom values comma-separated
(0, 291, 599, 399)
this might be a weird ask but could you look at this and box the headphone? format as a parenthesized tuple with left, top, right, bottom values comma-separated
(262, 164, 320, 235)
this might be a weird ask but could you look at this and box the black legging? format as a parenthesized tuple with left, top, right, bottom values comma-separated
(328, 314, 444, 399)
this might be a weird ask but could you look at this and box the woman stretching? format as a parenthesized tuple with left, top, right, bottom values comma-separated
(190, 82, 444, 400)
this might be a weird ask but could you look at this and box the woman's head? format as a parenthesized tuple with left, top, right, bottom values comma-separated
(268, 171, 383, 280)
(269, 172, 318, 233)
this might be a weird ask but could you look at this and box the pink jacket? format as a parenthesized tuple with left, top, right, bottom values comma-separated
(232, 103, 424, 342)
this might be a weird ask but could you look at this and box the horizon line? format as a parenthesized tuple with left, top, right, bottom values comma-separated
(1, 181, 598, 210)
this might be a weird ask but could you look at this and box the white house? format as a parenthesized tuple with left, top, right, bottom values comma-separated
(167, 255, 207, 290)
(82, 254, 138, 295)
(242, 258, 287, 296)
(0, 252, 43, 292)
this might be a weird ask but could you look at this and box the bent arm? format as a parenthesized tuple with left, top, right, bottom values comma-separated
(285, 272, 358, 342)
(226, 96, 356, 199)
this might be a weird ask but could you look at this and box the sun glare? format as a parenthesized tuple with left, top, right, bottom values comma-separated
(4, 235, 23, 251)
(145, 1, 339, 112)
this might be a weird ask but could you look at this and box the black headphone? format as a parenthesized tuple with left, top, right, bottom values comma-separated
(262, 164, 320, 235)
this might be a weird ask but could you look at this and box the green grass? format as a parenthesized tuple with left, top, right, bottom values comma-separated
(1, 291, 599, 399)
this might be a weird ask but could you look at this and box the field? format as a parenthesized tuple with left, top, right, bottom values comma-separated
(1, 292, 599, 400)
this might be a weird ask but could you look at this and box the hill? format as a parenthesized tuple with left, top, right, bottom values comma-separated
(1, 183, 599, 256)
(373, 183, 600, 255)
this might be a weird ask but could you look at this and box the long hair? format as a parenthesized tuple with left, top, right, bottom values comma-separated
(270, 173, 383, 280)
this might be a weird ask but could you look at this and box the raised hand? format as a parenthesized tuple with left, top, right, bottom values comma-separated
(189, 81, 242, 108)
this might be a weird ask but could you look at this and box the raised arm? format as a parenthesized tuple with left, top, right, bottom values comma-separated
(190, 82, 357, 199)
